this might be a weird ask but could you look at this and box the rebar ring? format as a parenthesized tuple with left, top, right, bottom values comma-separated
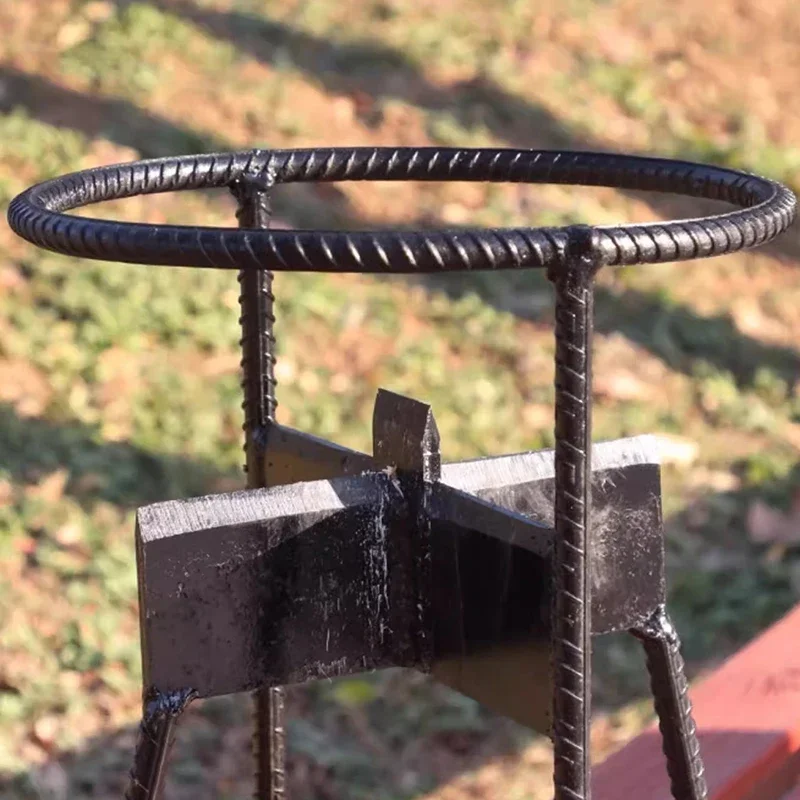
(7, 147, 796, 272)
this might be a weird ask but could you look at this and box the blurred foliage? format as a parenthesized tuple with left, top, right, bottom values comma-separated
(1, 0, 800, 797)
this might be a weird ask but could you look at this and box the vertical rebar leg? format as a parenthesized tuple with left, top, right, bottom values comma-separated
(548, 226, 603, 800)
(632, 608, 708, 800)
(125, 689, 195, 800)
(232, 158, 286, 800)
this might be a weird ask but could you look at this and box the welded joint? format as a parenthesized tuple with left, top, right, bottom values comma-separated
(230, 150, 277, 217)
(631, 604, 680, 646)
(125, 688, 196, 800)
(251, 423, 272, 455)
(142, 687, 197, 721)
(548, 224, 606, 286)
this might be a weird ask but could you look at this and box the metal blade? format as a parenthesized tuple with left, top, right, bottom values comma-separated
(262, 422, 376, 485)
(136, 472, 415, 698)
(442, 434, 666, 635)
(429, 435, 664, 733)
(137, 401, 664, 736)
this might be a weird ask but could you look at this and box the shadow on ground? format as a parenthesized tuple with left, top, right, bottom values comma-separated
(1, 398, 797, 798)
(424, 267, 800, 392)
(0, 403, 228, 507)
(0, 66, 359, 230)
(113, 0, 800, 262)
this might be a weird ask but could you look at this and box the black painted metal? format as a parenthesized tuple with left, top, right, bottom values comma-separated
(548, 227, 604, 800)
(633, 609, 708, 800)
(7, 149, 796, 272)
(124, 689, 195, 800)
(231, 153, 285, 800)
(8, 147, 797, 800)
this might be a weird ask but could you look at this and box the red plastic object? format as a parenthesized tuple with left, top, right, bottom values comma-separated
(594, 604, 800, 800)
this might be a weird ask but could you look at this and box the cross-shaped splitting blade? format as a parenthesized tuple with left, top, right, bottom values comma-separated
(135, 390, 665, 733)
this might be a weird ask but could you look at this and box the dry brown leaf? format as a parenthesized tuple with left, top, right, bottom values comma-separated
(522, 404, 552, 430)
(53, 522, 83, 547)
(198, 351, 241, 378)
(0, 359, 51, 417)
(784, 422, 800, 451)
(0, 479, 13, 505)
(31, 715, 59, 750)
(82, 1, 113, 22)
(594, 369, 652, 402)
(0, 266, 25, 292)
(27, 469, 69, 504)
(55, 19, 91, 50)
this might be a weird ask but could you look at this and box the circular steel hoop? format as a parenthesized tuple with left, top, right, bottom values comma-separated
(7, 147, 796, 272)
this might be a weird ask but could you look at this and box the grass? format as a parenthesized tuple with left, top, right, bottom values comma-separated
(1, 0, 799, 797)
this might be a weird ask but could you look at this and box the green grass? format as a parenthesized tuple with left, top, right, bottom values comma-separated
(2, 0, 800, 797)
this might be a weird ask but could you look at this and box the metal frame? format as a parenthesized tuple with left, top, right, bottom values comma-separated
(8, 147, 795, 800)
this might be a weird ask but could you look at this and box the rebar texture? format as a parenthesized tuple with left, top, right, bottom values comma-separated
(124, 689, 195, 800)
(633, 608, 708, 800)
(231, 163, 286, 800)
(8, 149, 795, 274)
(548, 227, 603, 800)
(8, 147, 796, 800)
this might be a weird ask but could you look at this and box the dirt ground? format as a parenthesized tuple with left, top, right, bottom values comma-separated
(1, 1, 800, 798)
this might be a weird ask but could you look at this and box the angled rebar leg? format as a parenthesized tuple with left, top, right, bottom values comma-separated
(232, 156, 286, 800)
(548, 226, 603, 800)
(125, 689, 195, 800)
(632, 609, 708, 800)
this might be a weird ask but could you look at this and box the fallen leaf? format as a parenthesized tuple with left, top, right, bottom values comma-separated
(199, 351, 241, 378)
(594, 369, 652, 401)
(82, 0, 113, 22)
(0, 359, 52, 417)
(13, 536, 37, 556)
(441, 203, 471, 224)
(0, 266, 25, 292)
(522, 404, 552, 430)
(32, 715, 60, 751)
(784, 422, 800, 451)
(54, 522, 83, 547)
(332, 95, 356, 124)
(0, 479, 13, 504)
(27, 469, 69, 504)
(55, 19, 92, 50)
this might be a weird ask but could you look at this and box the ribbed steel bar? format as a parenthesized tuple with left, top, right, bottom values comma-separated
(231, 157, 286, 800)
(7, 147, 796, 800)
(548, 226, 603, 800)
(8, 149, 795, 273)
(124, 689, 195, 800)
(633, 609, 708, 800)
